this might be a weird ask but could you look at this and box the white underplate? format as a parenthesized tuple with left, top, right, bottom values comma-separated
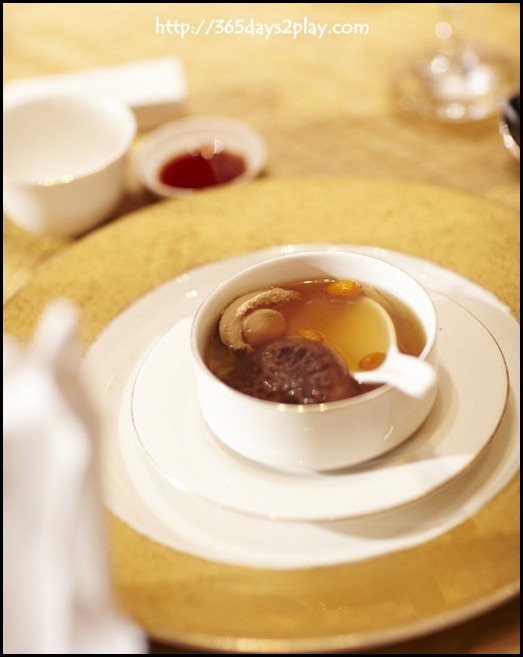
(135, 116, 268, 198)
(130, 293, 508, 522)
(83, 244, 520, 569)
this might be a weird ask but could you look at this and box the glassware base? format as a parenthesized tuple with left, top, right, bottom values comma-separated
(393, 48, 518, 122)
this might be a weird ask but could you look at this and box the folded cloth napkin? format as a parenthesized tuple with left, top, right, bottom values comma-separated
(3, 56, 186, 129)
(3, 301, 146, 654)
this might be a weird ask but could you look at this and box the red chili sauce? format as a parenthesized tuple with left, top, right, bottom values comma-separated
(159, 147, 246, 190)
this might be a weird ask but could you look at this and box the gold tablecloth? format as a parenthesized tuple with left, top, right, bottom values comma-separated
(3, 3, 520, 302)
(3, 3, 520, 654)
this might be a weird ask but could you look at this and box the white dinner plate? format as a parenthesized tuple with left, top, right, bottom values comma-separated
(84, 244, 520, 569)
(130, 293, 508, 522)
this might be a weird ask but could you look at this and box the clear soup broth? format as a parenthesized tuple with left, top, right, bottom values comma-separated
(204, 278, 426, 404)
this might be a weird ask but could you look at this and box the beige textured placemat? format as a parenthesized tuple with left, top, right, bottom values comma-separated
(4, 176, 519, 344)
(4, 3, 520, 208)
(3, 4, 520, 303)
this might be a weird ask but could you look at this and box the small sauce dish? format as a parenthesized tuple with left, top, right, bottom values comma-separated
(135, 116, 267, 199)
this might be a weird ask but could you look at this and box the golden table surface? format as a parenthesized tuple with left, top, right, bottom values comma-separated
(3, 3, 520, 303)
(3, 3, 520, 654)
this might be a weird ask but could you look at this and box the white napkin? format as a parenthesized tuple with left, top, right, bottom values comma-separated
(3, 301, 146, 655)
(3, 56, 186, 129)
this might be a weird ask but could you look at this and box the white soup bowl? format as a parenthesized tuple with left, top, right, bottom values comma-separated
(191, 250, 438, 471)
